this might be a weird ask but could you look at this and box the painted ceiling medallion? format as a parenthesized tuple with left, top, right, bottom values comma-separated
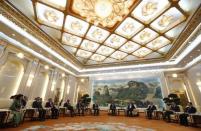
(72, 0, 135, 27)
(139, 31, 151, 40)
(158, 15, 174, 27)
(71, 21, 82, 31)
(44, 10, 59, 23)
(142, 2, 157, 16)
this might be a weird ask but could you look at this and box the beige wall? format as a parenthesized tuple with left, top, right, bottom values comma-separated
(0, 40, 200, 110)
(185, 62, 201, 111)
(0, 41, 79, 104)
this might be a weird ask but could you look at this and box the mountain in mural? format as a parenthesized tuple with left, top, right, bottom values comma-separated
(93, 78, 163, 108)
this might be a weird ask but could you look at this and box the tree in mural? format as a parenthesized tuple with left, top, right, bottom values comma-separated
(116, 81, 149, 101)
(93, 78, 163, 108)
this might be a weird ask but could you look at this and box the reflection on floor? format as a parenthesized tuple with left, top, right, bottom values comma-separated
(2, 112, 201, 131)
(22, 122, 154, 131)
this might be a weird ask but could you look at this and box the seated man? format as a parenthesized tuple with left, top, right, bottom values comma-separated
(45, 98, 59, 119)
(76, 100, 84, 116)
(21, 95, 28, 108)
(32, 97, 46, 121)
(92, 102, 99, 116)
(146, 102, 157, 119)
(179, 102, 196, 126)
(127, 102, 135, 117)
(163, 102, 180, 122)
(64, 99, 75, 117)
(110, 101, 116, 116)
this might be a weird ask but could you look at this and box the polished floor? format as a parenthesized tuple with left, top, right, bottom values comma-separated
(3, 112, 201, 131)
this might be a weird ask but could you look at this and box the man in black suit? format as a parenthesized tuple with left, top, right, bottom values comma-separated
(45, 98, 59, 119)
(110, 101, 116, 116)
(92, 102, 99, 116)
(76, 100, 84, 116)
(64, 99, 75, 117)
(127, 102, 136, 117)
(32, 97, 46, 121)
(163, 102, 180, 122)
(146, 102, 157, 119)
(179, 102, 197, 126)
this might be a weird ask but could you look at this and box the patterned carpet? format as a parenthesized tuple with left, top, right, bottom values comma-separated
(22, 122, 154, 131)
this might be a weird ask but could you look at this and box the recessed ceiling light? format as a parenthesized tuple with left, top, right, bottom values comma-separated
(196, 81, 201, 86)
(62, 73, 65, 77)
(81, 79, 85, 82)
(16, 52, 24, 59)
(44, 65, 49, 70)
(172, 73, 178, 78)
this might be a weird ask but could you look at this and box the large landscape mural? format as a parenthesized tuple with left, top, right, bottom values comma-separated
(92, 77, 164, 108)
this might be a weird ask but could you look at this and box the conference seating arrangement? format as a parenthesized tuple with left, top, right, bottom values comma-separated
(1, 94, 201, 129)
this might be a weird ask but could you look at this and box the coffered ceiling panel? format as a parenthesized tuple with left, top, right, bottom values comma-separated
(36, 2, 64, 29)
(7, 0, 201, 67)
(64, 15, 89, 37)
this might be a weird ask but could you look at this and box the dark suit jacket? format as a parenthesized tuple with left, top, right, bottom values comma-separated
(21, 99, 27, 108)
(147, 105, 157, 111)
(110, 103, 116, 110)
(93, 104, 99, 110)
(45, 102, 54, 108)
(127, 104, 135, 110)
(32, 101, 43, 109)
(76, 102, 84, 109)
(185, 106, 196, 114)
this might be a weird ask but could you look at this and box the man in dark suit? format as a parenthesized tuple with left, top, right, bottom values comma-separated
(110, 101, 116, 116)
(76, 100, 84, 116)
(163, 102, 180, 122)
(179, 102, 197, 126)
(32, 97, 46, 121)
(146, 102, 157, 119)
(127, 102, 136, 117)
(45, 98, 59, 119)
(64, 99, 75, 117)
(92, 102, 99, 116)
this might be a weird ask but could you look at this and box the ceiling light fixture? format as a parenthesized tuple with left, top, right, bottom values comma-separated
(72, 0, 134, 27)
(62, 73, 65, 77)
(172, 73, 178, 78)
(95, 0, 113, 18)
(44, 65, 49, 70)
(16, 52, 24, 59)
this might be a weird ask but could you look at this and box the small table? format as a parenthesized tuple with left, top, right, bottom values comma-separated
(153, 110, 163, 120)
(117, 109, 126, 116)
(59, 107, 66, 116)
(189, 114, 201, 126)
(0, 109, 11, 127)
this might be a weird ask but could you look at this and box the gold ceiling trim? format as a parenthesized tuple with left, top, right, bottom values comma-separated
(0, 0, 200, 69)
(165, 6, 201, 60)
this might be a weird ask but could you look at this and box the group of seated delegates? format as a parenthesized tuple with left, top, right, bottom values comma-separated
(127, 102, 136, 117)
(92, 102, 99, 116)
(179, 102, 197, 126)
(163, 102, 180, 122)
(110, 101, 116, 116)
(146, 102, 157, 119)
(32, 97, 46, 121)
(63, 99, 75, 117)
(9, 94, 28, 127)
(45, 98, 59, 119)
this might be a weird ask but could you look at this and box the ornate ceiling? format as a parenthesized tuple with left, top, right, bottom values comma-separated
(4, 0, 201, 67)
